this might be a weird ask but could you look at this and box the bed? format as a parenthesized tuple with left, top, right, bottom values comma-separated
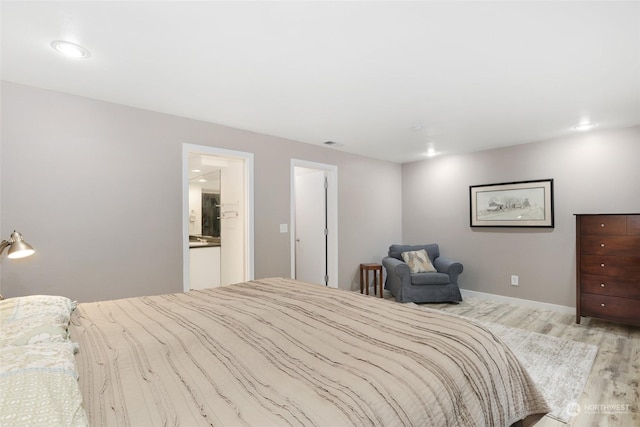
(2, 278, 549, 426)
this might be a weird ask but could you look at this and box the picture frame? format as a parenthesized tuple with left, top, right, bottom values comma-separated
(469, 179, 554, 228)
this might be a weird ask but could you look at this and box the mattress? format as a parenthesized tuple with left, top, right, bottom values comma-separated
(69, 277, 549, 426)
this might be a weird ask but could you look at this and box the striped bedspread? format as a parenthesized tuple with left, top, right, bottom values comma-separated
(69, 278, 549, 426)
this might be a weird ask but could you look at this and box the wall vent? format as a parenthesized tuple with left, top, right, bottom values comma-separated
(323, 141, 344, 147)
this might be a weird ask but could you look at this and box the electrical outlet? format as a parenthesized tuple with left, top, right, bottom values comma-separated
(511, 275, 519, 286)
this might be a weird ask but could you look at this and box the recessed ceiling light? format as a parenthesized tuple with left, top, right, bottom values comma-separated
(198, 179, 207, 183)
(50, 40, 90, 58)
(422, 141, 438, 157)
(191, 169, 201, 173)
(573, 122, 597, 131)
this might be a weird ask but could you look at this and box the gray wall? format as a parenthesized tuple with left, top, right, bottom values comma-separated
(402, 125, 640, 307)
(4, 81, 638, 308)
(0, 82, 402, 301)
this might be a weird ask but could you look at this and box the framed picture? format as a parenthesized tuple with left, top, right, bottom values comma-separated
(469, 179, 554, 228)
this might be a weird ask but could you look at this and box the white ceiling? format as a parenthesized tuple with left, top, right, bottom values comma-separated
(2, 1, 639, 163)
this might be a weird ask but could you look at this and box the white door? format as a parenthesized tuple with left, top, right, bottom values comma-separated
(220, 157, 245, 286)
(294, 167, 327, 285)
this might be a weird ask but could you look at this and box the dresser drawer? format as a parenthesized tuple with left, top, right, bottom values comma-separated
(581, 274, 640, 299)
(581, 255, 640, 277)
(581, 293, 640, 326)
(580, 235, 640, 256)
(580, 215, 627, 235)
(628, 215, 640, 236)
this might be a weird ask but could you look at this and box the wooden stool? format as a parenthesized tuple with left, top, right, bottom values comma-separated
(360, 263, 383, 298)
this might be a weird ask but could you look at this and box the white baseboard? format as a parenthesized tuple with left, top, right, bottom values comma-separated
(460, 288, 575, 315)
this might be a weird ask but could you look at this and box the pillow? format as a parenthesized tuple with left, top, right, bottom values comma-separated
(0, 295, 76, 347)
(0, 342, 88, 426)
(0, 297, 86, 426)
(9, 324, 70, 346)
(0, 295, 76, 324)
(401, 249, 437, 273)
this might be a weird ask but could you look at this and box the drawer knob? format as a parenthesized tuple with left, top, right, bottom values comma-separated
(601, 303, 606, 307)
(600, 263, 605, 267)
(601, 283, 605, 287)
(601, 223, 605, 227)
(600, 243, 605, 247)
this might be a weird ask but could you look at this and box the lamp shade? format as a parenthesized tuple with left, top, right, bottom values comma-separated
(6, 231, 35, 259)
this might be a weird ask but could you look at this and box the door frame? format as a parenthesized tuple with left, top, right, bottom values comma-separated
(290, 159, 338, 288)
(182, 143, 255, 291)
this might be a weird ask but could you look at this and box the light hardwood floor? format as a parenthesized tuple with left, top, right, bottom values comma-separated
(382, 292, 639, 427)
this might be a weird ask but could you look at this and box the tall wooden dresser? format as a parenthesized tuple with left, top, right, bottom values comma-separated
(575, 214, 640, 326)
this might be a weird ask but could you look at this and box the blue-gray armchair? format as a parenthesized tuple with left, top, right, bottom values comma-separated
(382, 244, 463, 303)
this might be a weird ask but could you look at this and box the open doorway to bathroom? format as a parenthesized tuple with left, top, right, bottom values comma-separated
(183, 144, 254, 291)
